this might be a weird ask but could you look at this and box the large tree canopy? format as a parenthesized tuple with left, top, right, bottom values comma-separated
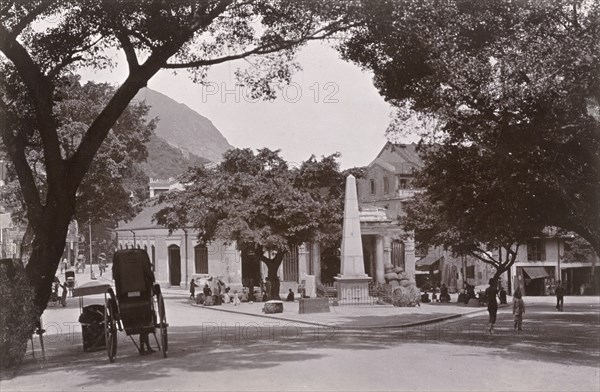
(0, 0, 361, 316)
(402, 144, 546, 280)
(155, 148, 355, 299)
(0, 76, 153, 254)
(340, 0, 600, 258)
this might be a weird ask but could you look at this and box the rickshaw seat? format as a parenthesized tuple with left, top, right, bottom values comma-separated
(112, 249, 155, 302)
(111, 249, 156, 332)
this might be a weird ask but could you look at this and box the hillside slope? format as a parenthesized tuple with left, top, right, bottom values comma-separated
(134, 88, 233, 163)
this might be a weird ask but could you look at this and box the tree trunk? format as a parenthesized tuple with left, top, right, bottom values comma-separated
(24, 204, 73, 315)
(263, 252, 284, 300)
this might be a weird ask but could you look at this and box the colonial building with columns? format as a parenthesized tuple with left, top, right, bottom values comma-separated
(355, 142, 421, 285)
(115, 142, 425, 292)
(115, 201, 322, 293)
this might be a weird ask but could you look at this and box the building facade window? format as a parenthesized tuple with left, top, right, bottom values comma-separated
(194, 244, 209, 274)
(391, 240, 405, 269)
(283, 246, 299, 282)
(151, 244, 156, 271)
(466, 265, 475, 279)
(527, 240, 546, 261)
(383, 177, 389, 194)
(369, 179, 376, 195)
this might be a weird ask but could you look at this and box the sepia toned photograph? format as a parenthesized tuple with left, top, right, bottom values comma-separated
(1, 1, 598, 391)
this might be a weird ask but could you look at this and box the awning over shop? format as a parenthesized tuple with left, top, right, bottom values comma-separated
(416, 254, 443, 271)
(522, 267, 552, 280)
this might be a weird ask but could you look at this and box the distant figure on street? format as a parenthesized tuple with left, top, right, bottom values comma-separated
(499, 287, 507, 304)
(265, 278, 272, 300)
(202, 283, 212, 297)
(189, 278, 198, 300)
(232, 290, 241, 306)
(555, 281, 565, 311)
(248, 279, 255, 302)
(466, 284, 476, 303)
(485, 278, 499, 333)
(286, 289, 295, 302)
(512, 289, 525, 330)
(440, 284, 450, 303)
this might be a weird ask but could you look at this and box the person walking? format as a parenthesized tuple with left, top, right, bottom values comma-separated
(499, 286, 507, 304)
(232, 290, 241, 306)
(189, 278, 198, 300)
(485, 278, 499, 333)
(555, 280, 565, 311)
(512, 289, 525, 330)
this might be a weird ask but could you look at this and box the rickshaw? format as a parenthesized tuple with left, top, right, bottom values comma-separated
(103, 249, 168, 362)
(65, 270, 76, 296)
(73, 280, 112, 352)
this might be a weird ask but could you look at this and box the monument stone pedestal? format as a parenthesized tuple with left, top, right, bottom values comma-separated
(334, 275, 371, 304)
(335, 174, 372, 304)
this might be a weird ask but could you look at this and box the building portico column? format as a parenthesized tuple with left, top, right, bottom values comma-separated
(383, 236, 392, 267)
(312, 242, 322, 285)
(375, 235, 385, 284)
(404, 235, 416, 281)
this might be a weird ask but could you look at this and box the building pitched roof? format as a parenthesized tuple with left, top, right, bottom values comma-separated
(116, 202, 166, 231)
(369, 142, 423, 174)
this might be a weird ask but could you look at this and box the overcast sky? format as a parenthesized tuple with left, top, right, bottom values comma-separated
(81, 42, 417, 169)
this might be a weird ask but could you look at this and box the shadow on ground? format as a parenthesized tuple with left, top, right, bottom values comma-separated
(2, 303, 598, 386)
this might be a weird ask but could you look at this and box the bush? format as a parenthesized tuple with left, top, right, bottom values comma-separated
(0, 260, 37, 369)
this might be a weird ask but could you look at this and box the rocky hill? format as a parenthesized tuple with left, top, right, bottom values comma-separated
(139, 134, 210, 179)
(134, 88, 233, 163)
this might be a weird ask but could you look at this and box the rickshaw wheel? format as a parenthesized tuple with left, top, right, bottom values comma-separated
(157, 293, 168, 358)
(104, 297, 118, 362)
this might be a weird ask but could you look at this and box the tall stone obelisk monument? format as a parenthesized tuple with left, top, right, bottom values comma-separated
(335, 175, 371, 303)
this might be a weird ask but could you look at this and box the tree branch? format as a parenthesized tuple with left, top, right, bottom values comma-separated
(0, 24, 64, 196)
(469, 247, 500, 267)
(117, 31, 140, 74)
(0, 102, 43, 222)
(165, 21, 356, 69)
(188, 0, 233, 32)
(6, 0, 57, 39)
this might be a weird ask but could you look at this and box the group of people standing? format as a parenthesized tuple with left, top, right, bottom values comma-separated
(484, 278, 519, 333)
(484, 278, 567, 333)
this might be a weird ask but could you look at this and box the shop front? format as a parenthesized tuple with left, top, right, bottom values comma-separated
(519, 266, 556, 296)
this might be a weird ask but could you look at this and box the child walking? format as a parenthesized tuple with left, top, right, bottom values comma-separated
(232, 290, 241, 306)
(513, 289, 526, 331)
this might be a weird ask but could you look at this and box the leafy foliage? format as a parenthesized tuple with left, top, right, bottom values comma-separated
(0, 0, 361, 319)
(155, 148, 353, 297)
(341, 0, 600, 257)
(140, 134, 210, 179)
(0, 261, 37, 369)
(0, 77, 153, 224)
